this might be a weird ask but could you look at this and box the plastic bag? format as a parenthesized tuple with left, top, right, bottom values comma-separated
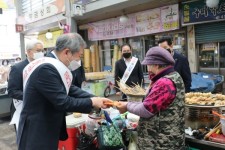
(128, 137, 138, 150)
(128, 132, 138, 150)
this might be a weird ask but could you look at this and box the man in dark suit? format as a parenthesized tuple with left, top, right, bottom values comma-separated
(8, 39, 44, 130)
(71, 60, 86, 88)
(115, 44, 144, 100)
(158, 36, 192, 93)
(17, 33, 111, 150)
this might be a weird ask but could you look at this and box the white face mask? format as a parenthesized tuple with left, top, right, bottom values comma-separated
(68, 60, 81, 71)
(33, 52, 44, 60)
(77, 60, 81, 66)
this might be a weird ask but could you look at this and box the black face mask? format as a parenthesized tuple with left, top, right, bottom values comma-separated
(123, 53, 131, 58)
(166, 48, 172, 54)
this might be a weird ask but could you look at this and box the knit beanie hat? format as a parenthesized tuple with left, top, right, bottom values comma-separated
(141, 46, 175, 66)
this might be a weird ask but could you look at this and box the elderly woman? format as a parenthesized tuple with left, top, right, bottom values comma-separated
(117, 46, 185, 150)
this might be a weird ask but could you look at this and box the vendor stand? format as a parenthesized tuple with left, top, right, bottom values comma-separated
(184, 92, 225, 150)
(186, 135, 225, 150)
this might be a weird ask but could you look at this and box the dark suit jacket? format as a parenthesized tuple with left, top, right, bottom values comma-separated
(115, 58, 144, 92)
(8, 59, 29, 117)
(17, 53, 94, 150)
(71, 61, 85, 88)
(173, 52, 192, 93)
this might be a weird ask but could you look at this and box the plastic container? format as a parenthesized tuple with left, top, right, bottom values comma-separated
(58, 114, 88, 150)
(221, 118, 225, 136)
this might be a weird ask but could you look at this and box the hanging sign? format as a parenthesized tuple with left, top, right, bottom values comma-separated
(182, 0, 225, 25)
(24, 4, 58, 23)
(88, 4, 179, 41)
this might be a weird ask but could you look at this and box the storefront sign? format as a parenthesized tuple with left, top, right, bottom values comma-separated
(25, 4, 58, 23)
(202, 43, 217, 50)
(182, 0, 225, 25)
(88, 4, 179, 41)
(23, 0, 65, 23)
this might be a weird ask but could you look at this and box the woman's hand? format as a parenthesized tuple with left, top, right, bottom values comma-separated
(116, 101, 128, 114)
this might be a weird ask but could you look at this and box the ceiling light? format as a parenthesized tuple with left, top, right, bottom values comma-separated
(206, 0, 219, 8)
(119, 15, 129, 24)
(45, 30, 53, 39)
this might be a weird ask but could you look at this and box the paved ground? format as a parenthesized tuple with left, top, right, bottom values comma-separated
(0, 94, 120, 150)
(0, 116, 17, 150)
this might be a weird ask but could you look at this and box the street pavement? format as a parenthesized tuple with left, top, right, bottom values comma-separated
(0, 116, 17, 150)
(0, 94, 120, 150)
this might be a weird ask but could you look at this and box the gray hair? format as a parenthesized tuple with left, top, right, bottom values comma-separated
(26, 39, 44, 51)
(55, 33, 86, 53)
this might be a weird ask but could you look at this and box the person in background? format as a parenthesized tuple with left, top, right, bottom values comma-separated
(158, 36, 192, 93)
(114, 43, 144, 100)
(2, 59, 10, 66)
(116, 46, 185, 150)
(0, 59, 10, 84)
(71, 60, 86, 88)
(17, 33, 112, 150)
(8, 39, 44, 131)
(15, 57, 22, 63)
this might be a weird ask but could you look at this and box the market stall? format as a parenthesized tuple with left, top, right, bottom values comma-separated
(185, 92, 225, 149)
(58, 108, 140, 150)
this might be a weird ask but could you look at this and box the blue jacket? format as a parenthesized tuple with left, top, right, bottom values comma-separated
(173, 52, 192, 93)
(17, 53, 94, 150)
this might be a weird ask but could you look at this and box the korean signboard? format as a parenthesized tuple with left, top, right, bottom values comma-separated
(23, 0, 65, 23)
(88, 4, 179, 41)
(182, 0, 225, 25)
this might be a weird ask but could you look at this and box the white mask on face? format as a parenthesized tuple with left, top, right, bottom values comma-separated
(33, 52, 44, 60)
(77, 60, 81, 66)
(68, 60, 81, 71)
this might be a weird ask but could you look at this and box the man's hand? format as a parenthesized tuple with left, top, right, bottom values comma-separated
(91, 97, 113, 109)
(116, 101, 128, 114)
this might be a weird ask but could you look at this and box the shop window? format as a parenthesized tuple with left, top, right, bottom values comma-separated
(128, 38, 144, 62)
(100, 39, 124, 71)
(199, 43, 219, 68)
(219, 42, 225, 68)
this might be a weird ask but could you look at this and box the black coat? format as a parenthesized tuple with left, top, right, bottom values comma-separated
(173, 52, 192, 93)
(17, 53, 94, 150)
(8, 59, 29, 117)
(115, 58, 144, 92)
(71, 61, 85, 88)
